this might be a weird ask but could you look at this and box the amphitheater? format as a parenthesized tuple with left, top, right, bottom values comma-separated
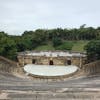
(0, 51, 100, 100)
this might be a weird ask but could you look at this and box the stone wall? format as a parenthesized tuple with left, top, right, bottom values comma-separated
(17, 55, 86, 68)
(0, 56, 20, 73)
(82, 60, 100, 75)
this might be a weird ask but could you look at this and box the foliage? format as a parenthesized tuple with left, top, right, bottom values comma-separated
(84, 40, 100, 62)
(0, 25, 100, 60)
(52, 37, 62, 47)
(0, 35, 17, 60)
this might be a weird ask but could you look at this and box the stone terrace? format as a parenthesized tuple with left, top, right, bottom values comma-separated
(0, 72, 100, 100)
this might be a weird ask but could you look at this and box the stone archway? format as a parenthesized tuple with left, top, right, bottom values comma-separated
(67, 60, 71, 65)
(32, 59, 36, 64)
(49, 60, 54, 65)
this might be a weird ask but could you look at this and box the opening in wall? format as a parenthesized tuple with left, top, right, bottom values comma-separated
(49, 60, 54, 65)
(32, 59, 36, 64)
(67, 60, 71, 65)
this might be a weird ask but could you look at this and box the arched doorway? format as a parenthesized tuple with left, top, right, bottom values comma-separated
(67, 60, 71, 65)
(49, 60, 54, 65)
(32, 59, 36, 64)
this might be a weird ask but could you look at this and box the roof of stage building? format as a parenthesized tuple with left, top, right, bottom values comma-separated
(18, 51, 86, 57)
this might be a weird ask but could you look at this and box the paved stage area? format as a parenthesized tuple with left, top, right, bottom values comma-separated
(24, 64, 78, 76)
(0, 72, 100, 100)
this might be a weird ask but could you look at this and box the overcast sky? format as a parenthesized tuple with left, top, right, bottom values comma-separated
(0, 0, 100, 35)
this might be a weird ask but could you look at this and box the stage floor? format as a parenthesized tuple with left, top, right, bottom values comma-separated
(24, 64, 78, 77)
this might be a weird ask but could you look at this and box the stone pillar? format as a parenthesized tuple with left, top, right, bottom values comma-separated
(17, 56, 25, 67)
(79, 55, 82, 68)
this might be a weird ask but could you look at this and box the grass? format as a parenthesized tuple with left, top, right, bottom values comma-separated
(72, 40, 89, 52)
(34, 40, 89, 52)
(35, 44, 55, 51)
(55, 41, 74, 50)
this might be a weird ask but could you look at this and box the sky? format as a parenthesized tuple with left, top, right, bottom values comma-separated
(0, 0, 100, 35)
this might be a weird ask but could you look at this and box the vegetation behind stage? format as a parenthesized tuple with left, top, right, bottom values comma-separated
(0, 25, 100, 62)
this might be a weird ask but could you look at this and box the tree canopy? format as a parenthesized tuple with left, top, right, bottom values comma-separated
(0, 25, 100, 61)
(84, 40, 100, 62)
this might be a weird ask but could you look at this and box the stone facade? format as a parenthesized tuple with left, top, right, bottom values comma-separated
(17, 51, 87, 68)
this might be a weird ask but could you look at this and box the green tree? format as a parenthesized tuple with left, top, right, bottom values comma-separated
(0, 36, 17, 60)
(84, 40, 100, 62)
(52, 37, 62, 47)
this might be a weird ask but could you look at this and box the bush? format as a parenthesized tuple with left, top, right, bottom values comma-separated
(84, 40, 100, 62)
(52, 37, 62, 47)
